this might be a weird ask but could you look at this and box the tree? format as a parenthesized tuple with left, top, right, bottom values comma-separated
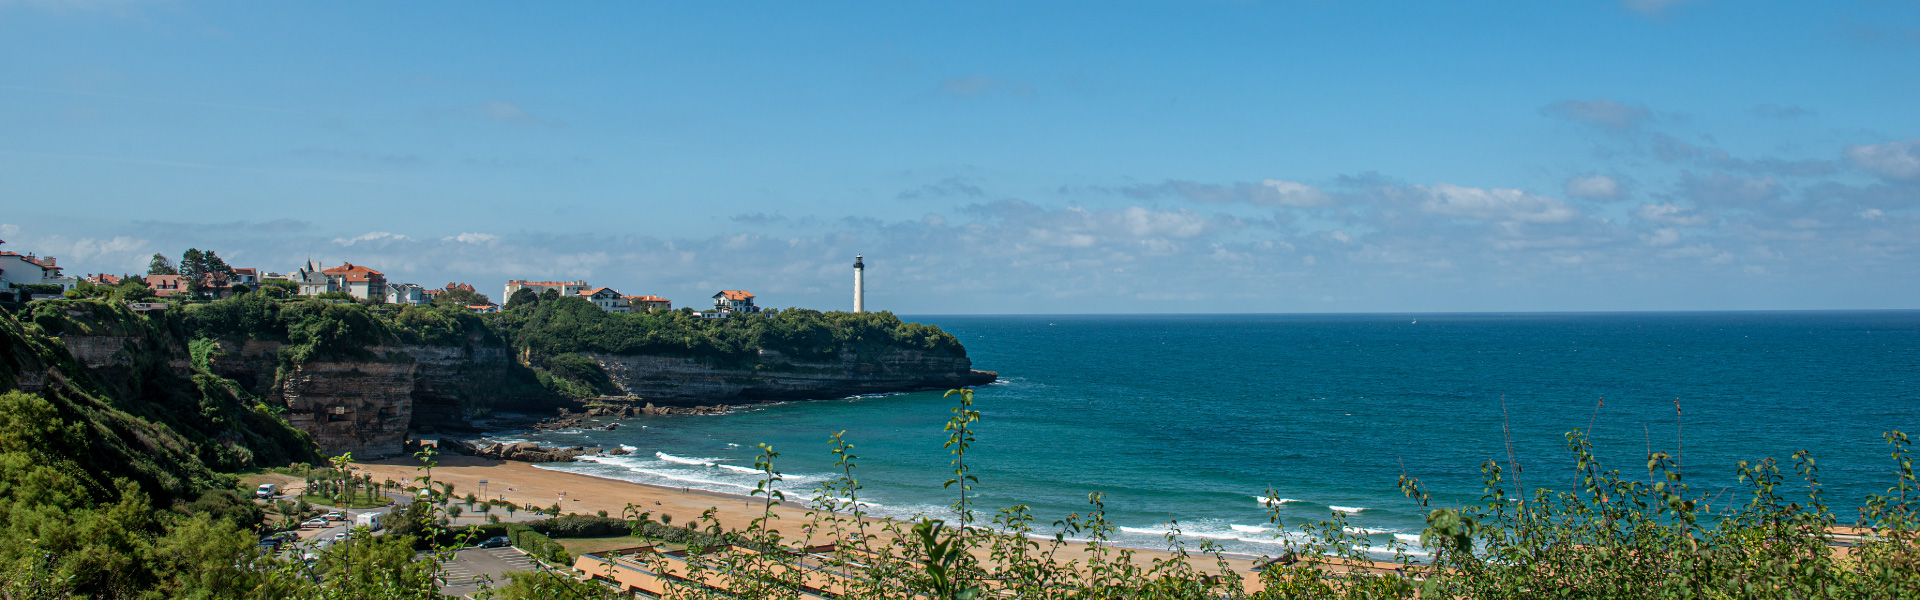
(506, 287, 539, 310)
(148, 253, 178, 275)
(433, 287, 490, 308)
(538, 288, 561, 303)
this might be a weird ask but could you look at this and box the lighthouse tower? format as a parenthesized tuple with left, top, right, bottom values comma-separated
(853, 254, 865, 313)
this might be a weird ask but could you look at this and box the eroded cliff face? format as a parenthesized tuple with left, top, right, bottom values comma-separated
(587, 347, 996, 404)
(61, 335, 191, 379)
(204, 341, 532, 459)
(64, 332, 992, 460)
(280, 359, 415, 459)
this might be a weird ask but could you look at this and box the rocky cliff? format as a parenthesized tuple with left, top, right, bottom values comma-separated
(201, 340, 547, 459)
(588, 347, 996, 404)
(35, 298, 996, 462)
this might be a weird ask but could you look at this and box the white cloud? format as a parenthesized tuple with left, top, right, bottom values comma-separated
(1644, 228, 1681, 246)
(1633, 203, 1712, 227)
(0, 223, 18, 237)
(445, 232, 500, 244)
(1660, 244, 1734, 264)
(1258, 179, 1333, 207)
(1119, 206, 1207, 238)
(1564, 175, 1626, 201)
(1860, 208, 1886, 220)
(1417, 182, 1579, 223)
(332, 231, 412, 246)
(1846, 139, 1920, 180)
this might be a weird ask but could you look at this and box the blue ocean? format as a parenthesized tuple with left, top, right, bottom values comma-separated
(501, 312, 1920, 557)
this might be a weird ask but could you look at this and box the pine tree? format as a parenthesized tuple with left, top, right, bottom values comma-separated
(147, 253, 178, 275)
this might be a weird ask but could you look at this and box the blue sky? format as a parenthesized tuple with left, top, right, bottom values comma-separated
(3, 1, 1917, 313)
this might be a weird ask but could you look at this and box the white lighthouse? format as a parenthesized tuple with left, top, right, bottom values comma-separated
(853, 254, 865, 313)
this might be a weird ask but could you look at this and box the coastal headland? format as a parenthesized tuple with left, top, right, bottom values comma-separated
(33, 294, 994, 461)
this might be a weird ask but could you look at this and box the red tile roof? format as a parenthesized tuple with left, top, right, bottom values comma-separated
(714, 290, 755, 300)
(626, 295, 670, 302)
(321, 262, 384, 276)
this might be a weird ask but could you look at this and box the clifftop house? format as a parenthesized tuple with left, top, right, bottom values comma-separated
(627, 295, 671, 313)
(504, 279, 589, 302)
(143, 274, 187, 298)
(321, 263, 387, 301)
(386, 282, 427, 305)
(712, 290, 758, 313)
(0, 241, 75, 294)
(580, 286, 630, 313)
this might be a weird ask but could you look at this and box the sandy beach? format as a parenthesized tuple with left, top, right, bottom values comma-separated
(350, 454, 1277, 584)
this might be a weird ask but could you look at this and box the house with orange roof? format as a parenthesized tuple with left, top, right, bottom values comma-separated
(578, 286, 631, 313)
(626, 295, 671, 313)
(144, 274, 187, 298)
(319, 262, 388, 301)
(712, 290, 758, 313)
(86, 273, 123, 286)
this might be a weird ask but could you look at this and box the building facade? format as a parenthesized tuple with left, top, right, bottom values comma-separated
(504, 279, 590, 302)
(0, 249, 69, 292)
(627, 295, 671, 313)
(320, 263, 387, 301)
(580, 287, 630, 313)
(293, 260, 331, 296)
(143, 274, 187, 298)
(386, 282, 427, 305)
(712, 290, 758, 313)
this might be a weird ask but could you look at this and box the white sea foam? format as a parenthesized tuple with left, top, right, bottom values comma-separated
(618, 444, 638, 452)
(1328, 505, 1366, 514)
(716, 464, 763, 474)
(1117, 521, 1297, 547)
(655, 452, 724, 466)
(1394, 533, 1422, 543)
(1252, 496, 1302, 506)
(1342, 527, 1394, 535)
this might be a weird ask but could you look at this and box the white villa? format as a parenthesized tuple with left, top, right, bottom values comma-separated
(386, 282, 427, 305)
(504, 279, 590, 302)
(580, 287, 630, 313)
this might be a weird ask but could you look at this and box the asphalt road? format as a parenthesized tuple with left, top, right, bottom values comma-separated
(439, 546, 538, 598)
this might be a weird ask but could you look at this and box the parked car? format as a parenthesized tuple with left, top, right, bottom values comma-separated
(322, 511, 348, 521)
(255, 483, 277, 499)
(301, 518, 329, 528)
(478, 536, 510, 549)
(331, 532, 349, 543)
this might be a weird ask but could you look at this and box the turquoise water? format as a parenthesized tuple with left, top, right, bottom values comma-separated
(505, 312, 1920, 556)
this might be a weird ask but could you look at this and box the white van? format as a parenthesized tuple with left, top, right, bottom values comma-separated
(256, 483, 277, 499)
(354, 512, 382, 531)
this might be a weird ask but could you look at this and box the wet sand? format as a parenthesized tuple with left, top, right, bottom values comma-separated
(350, 455, 1282, 588)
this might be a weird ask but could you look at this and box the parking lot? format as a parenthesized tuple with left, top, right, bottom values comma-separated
(439, 546, 538, 598)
